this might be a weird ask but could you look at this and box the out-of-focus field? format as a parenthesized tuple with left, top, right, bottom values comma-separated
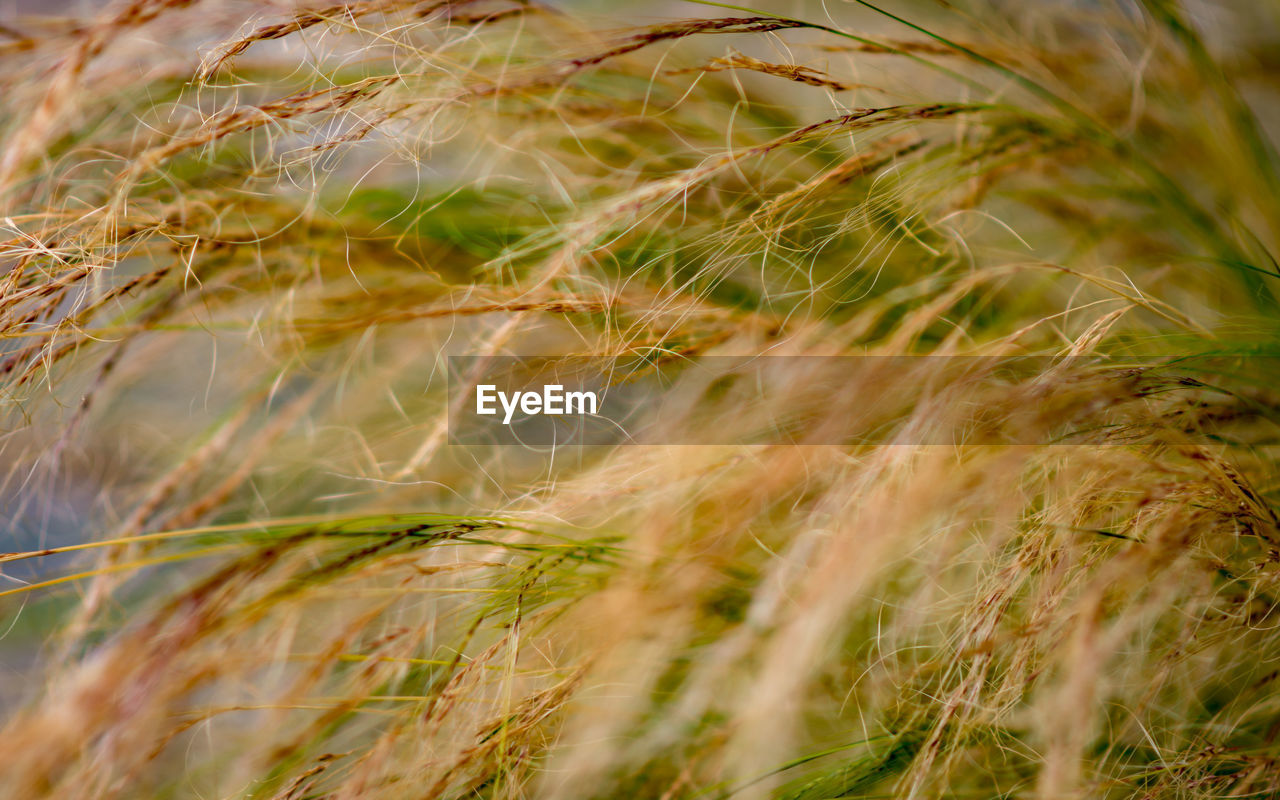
(2, 1, 1280, 798)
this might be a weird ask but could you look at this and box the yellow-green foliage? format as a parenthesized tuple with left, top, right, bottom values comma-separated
(1, 1, 1279, 798)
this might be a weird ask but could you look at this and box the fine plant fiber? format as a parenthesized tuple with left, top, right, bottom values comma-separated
(1, 0, 1279, 798)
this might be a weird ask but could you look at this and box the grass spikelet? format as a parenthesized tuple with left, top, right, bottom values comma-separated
(668, 48, 862, 90)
